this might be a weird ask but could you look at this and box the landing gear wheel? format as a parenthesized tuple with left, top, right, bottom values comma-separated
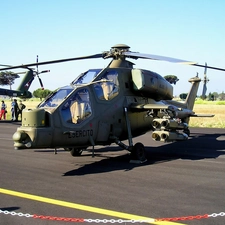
(68, 148, 83, 156)
(131, 142, 146, 162)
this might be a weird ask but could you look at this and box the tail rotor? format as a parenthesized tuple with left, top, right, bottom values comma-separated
(36, 55, 45, 90)
(34, 55, 50, 90)
(23, 56, 49, 91)
(201, 62, 209, 99)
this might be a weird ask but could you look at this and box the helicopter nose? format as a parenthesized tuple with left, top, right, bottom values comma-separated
(13, 131, 28, 142)
(12, 131, 31, 149)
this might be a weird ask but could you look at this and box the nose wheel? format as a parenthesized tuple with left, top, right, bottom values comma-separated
(64, 147, 84, 156)
(130, 142, 147, 162)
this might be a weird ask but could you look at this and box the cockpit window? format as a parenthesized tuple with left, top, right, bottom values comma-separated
(61, 88, 92, 124)
(93, 70, 119, 100)
(38, 86, 73, 108)
(72, 69, 102, 85)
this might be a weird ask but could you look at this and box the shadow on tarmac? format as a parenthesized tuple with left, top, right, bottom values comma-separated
(63, 131, 225, 176)
(0, 207, 20, 211)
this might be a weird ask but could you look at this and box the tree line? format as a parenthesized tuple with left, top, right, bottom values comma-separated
(0, 71, 19, 89)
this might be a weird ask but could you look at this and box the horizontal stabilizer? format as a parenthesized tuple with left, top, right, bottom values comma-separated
(190, 114, 214, 117)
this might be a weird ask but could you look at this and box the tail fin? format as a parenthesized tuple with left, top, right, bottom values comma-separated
(16, 70, 34, 92)
(163, 76, 209, 124)
(184, 76, 201, 110)
(14, 70, 34, 98)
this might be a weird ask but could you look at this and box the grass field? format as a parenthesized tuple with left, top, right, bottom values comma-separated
(189, 99, 225, 128)
(2, 99, 225, 128)
(190, 104, 225, 128)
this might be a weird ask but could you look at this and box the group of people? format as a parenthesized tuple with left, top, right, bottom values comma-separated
(0, 99, 26, 121)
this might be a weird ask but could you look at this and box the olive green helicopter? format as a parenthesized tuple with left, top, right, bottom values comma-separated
(1, 44, 225, 162)
(0, 69, 33, 99)
(0, 57, 49, 99)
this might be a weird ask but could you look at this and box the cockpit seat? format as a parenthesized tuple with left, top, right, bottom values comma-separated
(70, 101, 86, 123)
(101, 82, 114, 100)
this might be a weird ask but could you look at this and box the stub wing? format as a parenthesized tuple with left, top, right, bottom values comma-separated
(129, 103, 214, 118)
(130, 102, 194, 119)
(129, 103, 171, 110)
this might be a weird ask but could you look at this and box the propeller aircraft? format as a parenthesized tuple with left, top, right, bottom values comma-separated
(3, 44, 225, 162)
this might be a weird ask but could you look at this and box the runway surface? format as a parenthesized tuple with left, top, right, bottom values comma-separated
(0, 121, 225, 225)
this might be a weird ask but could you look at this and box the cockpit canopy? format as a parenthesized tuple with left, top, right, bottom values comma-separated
(71, 69, 102, 85)
(38, 69, 102, 108)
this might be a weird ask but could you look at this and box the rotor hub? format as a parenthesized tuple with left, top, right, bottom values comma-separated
(111, 44, 130, 51)
(104, 44, 130, 60)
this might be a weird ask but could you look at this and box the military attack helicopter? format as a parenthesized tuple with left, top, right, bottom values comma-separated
(3, 44, 225, 162)
(0, 57, 49, 99)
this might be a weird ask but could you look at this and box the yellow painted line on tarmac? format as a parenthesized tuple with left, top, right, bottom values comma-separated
(0, 188, 186, 225)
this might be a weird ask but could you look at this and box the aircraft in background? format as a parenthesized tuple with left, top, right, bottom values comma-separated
(0, 57, 49, 99)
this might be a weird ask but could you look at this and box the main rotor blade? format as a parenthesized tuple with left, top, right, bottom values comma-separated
(0, 64, 12, 67)
(192, 63, 225, 72)
(124, 51, 225, 72)
(0, 53, 103, 71)
(123, 52, 197, 64)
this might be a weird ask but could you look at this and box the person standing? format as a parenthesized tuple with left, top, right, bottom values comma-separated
(11, 99, 16, 120)
(17, 100, 26, 121)
(0, 100, 7, 120)
(13, 99, 19, 121)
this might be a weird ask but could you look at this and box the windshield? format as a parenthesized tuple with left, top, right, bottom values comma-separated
(71, 69, 102, 85)
(38, 69, 102, 108)
(38, 86, 73, 108)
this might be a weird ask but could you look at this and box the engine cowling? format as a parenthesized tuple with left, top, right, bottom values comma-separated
(132, 69, 173, 101)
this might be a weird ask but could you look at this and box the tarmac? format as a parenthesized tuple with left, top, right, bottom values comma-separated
(0, 122, 225, 225)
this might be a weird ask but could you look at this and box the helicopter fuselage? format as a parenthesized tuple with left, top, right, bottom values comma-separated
(7, 43, 219, 161)
(13, 66, 177, 150)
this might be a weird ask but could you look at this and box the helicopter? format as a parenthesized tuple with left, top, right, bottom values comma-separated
(3, 44, 225, 162)
(0, 57, 49, 99)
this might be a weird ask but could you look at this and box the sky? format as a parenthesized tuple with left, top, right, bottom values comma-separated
(1, 0, 225, 96)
